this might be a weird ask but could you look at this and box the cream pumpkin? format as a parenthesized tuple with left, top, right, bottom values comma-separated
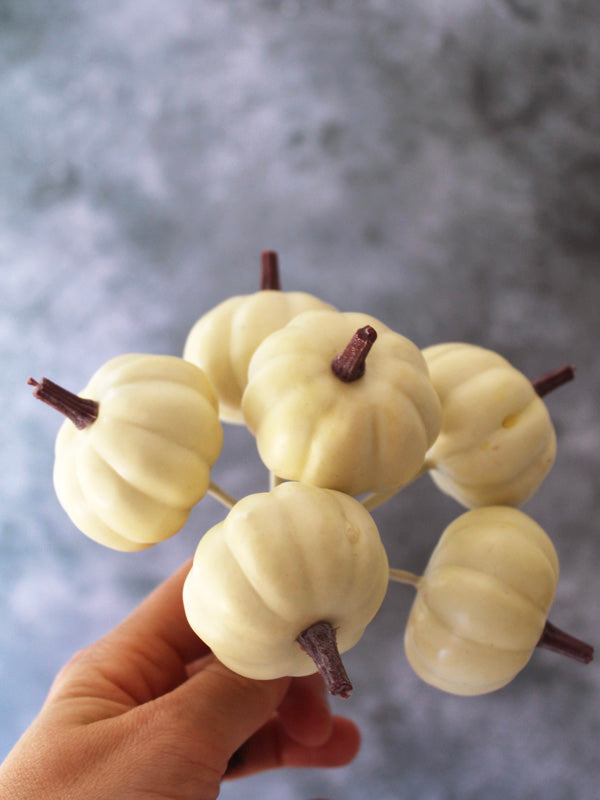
(33, 354, 223, 551)
(423, 342, 557, 508)
(403, 506, 560, 695)
(242, 309, 442, 496)
(183, 251, 335, 424)
(182, 481, 389, 692)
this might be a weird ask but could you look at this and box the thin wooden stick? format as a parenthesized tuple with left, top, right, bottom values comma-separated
(362, 487, 402, 512)
(388, 569, 421, 587)
(361, 461, 431, 511)
(269, 472, 285, 491)
(208, 481, 238, 509)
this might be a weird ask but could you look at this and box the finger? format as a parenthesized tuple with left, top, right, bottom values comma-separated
(147, 656, 292, 775)
(106, 558, 208, 667)
(277, 673, 333, 747)
(224, 715, 361, 779)
(48, 560, 209, 711)
(185, 652, 214, 679)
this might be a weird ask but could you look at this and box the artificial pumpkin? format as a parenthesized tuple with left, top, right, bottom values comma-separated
(422, 342, 558, 508)
(182, 481, 390, 695)
(183, 250, 335, 424)
(403, 506, 561, 695)
(241, 309, 442, 496)
(30, 353, 223, 551)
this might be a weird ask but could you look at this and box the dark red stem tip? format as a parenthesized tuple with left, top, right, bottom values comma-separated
(260, 250, 281, 290)
(532, 364, 576, 398)
(537, 619, 594, 664)
(331, 325, 377, 383)
(297, 621, 353, 698)
(28, 377, 99, 430)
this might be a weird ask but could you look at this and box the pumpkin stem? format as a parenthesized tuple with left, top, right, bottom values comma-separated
(536, 619, 594, 664)
(260, 250, 281, 290)
(28, 377, 99, 430)
(532, 364, 575, 397)
(297, 621, 353, 698)
(331, 325, 377, 383)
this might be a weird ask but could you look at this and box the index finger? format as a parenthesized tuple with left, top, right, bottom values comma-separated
(109, 558, 208, 666)
(50, 559, 210, 709)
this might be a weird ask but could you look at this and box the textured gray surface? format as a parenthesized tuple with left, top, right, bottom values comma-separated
(1, 1, 599, 798)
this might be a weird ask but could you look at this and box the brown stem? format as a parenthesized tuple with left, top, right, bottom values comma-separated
(536, 619, 594, 664)
(28, 377, 99, 430)
(297, 621, 353, 698)
(260, 250, 281, 290)
(331, 325, 377, 383)
(532, 364, 575, 397)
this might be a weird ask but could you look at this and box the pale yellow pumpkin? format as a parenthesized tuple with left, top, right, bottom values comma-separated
(404, 506, 559, 695)
(183, 252, 335, 424)
(242, 309, 442, 496)
(423, 342, 557, 508)
(43, 354, 223, 551)
(183, 481, 389, 690)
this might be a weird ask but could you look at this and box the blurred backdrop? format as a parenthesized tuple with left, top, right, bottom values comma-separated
(1, 1, 599, 798)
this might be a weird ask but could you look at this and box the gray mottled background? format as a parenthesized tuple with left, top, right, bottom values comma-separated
(1, 1, 599, 798)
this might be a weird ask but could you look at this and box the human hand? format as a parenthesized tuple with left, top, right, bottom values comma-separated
(0, 560, 360, 800)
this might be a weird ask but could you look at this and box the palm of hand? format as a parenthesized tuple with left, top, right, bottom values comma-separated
(0, 561, 359, 800)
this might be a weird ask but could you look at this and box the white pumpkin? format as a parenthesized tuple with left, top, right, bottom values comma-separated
(242, 309, 442, 496)
(404, 506, 559, 695)
(183, 251, 335, 424)
(423, 342, 557, 508)
(183, 481, 389, 694)
(32, 354, 223, 551)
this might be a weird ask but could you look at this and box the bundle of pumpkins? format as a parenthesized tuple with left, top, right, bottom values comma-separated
(30, 251, 593, 698)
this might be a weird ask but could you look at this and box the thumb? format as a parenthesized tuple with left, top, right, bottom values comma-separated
(149, 655, 291, 774)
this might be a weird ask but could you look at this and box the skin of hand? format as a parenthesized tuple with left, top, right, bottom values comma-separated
(0, 560, 361, 800)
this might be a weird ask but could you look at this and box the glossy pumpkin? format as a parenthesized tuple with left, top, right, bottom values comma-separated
(423, 342, 557, 508)
(53, 354, 223, 551)
(183, 481, 389, 682)
(404, 506, 559, 695)
(242, 309, 442, 496)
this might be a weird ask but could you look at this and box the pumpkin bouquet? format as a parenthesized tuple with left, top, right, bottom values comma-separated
(30, 250, 593, 698)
